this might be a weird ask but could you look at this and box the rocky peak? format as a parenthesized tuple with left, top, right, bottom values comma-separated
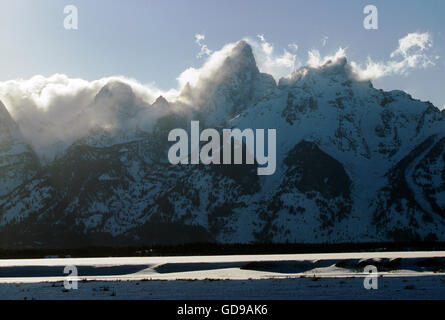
(178, 41, 276, 125)
(152, 95, 170, 109)
(278, 56, 366, 90)
(224, 40, 258, 73)
(94, 81, 138, 117)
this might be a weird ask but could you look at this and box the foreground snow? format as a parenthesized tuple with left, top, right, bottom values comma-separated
(1, 276, 444, 300)
(1, 252, 445, 299)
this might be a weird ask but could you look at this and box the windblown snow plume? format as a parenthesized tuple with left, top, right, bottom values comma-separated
(0, 75, 171, 160)
(177, 42, 238, 90)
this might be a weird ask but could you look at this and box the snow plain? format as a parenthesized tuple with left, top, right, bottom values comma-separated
(0, 251, 444, 299)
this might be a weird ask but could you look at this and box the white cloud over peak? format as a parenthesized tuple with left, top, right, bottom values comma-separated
(307, 47, 347, 68)
(177, 41, 238, 91)
(181, 34, 300, 89)
(302, 32, 436, 81)
(0, 74, 173, 161)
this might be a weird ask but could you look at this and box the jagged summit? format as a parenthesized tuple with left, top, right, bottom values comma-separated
(278, 56, 367, 90)
(204, 40, 261, 84)
(218, 40, 268, 84)
(152, 95, 170, 108)
(176, 40, 276, 126)
(233, 39, 251, 52)
(92, 80, 141, 120)
(227, 40, 257, 68)
(317, 56, 350, 75)
(95, 81, 136, 106)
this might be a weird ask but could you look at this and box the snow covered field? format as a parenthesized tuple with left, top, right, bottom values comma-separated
(1, 252, 445, 299)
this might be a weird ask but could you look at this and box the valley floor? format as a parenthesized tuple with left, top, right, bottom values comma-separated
(1, 276, 445, 300)
(0, 252, 444, 299)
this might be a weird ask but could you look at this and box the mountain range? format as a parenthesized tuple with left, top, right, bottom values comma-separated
(0, 41, 444, 249)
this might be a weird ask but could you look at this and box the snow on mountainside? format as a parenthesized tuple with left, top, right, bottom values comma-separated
(231, 56, 445, 243)
(0, 41, 444, 249)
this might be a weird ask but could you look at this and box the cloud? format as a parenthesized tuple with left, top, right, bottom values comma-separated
(177, 67, 202, 89)
(350, 32, 436, 80)
(307, 47, 347, 68)
(0, 75, 173, 161)
(195, 34, 213, 59)
(299, 32, 437, 81)
(391, 32, 432, 58)
(195, 33, 205, 43)
(176, 41, 239, 92)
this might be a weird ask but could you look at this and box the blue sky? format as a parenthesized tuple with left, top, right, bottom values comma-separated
(0, 0, 444, 108)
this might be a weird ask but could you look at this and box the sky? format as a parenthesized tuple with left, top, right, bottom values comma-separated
(0, 0, 444, 108)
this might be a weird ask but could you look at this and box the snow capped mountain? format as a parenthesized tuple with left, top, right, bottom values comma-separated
(230, 56, 445, 243)
(0, 41, 444, 249)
